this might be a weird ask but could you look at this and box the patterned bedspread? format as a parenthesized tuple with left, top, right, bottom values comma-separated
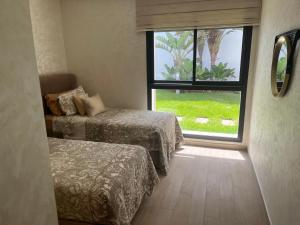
(48, 138, 159, 225)
(51, 109, 184, 174)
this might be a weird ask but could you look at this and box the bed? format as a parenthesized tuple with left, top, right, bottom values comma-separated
(40, 74, 184, 175)
(49, 137, 159, 225)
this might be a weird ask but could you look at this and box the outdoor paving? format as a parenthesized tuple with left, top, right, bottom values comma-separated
(222, 119, 235, 126)
(196, 117, 209, 124)
(176, 116, 183, 122)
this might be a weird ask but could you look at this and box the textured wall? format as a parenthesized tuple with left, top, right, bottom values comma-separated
(0, 1, 58, 224)
(61, 0, 147, 109)
(30, 0, 68, 74)
(242, 27, 259, 147)
(249, 0, 300, 224)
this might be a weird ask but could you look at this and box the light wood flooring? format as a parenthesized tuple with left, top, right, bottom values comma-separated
(132, 145, 270, 225)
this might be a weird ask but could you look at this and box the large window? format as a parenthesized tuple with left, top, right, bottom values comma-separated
(147, 27, 252, 142)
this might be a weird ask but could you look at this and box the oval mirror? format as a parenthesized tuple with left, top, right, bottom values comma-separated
(271, 35, 291, 97)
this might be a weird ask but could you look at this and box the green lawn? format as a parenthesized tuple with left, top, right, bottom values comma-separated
(155, 90, 241, 134)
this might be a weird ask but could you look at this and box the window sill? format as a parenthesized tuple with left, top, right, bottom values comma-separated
(183, 137, 247, 151)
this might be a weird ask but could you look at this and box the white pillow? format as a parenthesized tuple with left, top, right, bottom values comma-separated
(73, 93, 88, 116)
(82, 94, 106, 116)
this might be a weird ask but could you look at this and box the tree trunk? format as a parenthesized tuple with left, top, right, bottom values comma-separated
(197, 31, 206, 68)
(176, 73, 180, 94)
(210, 52, 218, 66)
(207, 29, 224, 67)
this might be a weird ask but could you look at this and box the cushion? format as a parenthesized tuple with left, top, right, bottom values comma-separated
(82, 94, 106, 116)
(45, 93, 63, 116)
(73, 94, 88, 116)
(58, 86, 86, 115)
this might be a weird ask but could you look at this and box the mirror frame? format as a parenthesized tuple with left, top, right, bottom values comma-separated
(271, 29, 300, 97)
(271, 35, 291, 97)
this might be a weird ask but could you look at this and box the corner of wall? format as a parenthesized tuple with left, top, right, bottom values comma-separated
(242, 26, 260, 147)
(29, 0, 68, 75)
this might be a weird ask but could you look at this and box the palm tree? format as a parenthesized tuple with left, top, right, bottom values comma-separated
(155, 31, 193, 80)
(204, 63, 235, 80)
(156, 29, 236, 81)
(197, 30, 208, 68)
(207, 29, 233, 67)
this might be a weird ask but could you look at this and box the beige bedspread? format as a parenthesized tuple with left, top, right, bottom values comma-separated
(49, 138, 159, 225)
(51, 109, 184, 174)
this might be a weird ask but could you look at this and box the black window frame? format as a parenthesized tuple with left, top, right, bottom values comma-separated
(146, 26, 253, 142)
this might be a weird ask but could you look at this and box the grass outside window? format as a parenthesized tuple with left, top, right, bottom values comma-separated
(154, 89, 241, 134)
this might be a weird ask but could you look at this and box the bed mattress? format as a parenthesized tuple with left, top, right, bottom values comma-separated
(49, 108, 184, 174)
(49, 137, 159, 225)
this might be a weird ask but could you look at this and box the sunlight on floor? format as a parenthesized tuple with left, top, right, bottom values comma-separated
(174, 145, 245, 161)
(173, 154, 196, 159)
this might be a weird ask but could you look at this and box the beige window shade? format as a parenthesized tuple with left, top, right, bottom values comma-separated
(136, 0, 261, 31)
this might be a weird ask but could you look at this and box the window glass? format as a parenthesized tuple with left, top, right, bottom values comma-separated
(196, 28, 243, 81)
(153, 89, 241, 138)
(148, 27, 252, 141)
(154, 31, 193, 81)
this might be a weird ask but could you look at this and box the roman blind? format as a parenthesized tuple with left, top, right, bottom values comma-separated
(136, 0, 261, 31)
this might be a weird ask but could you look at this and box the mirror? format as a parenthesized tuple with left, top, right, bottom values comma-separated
(271, 35, 291, 97)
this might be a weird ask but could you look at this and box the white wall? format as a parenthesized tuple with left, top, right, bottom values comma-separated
(61, 0, 147, 109)
(30, 0, 68, 74)
(0, 1, 58, 224)
(249, 0, 300, 224)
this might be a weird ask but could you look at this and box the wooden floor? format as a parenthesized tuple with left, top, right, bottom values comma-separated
(132, 146, 270, 225)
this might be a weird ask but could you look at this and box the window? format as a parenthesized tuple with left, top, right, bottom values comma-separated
(154, 31, 194, 81)
(147, 27, 252, 142)
(195, 28, 243, 82)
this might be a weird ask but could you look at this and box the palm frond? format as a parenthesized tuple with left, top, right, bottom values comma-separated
(166, 32, 177, 49)
(155, 43, 172, 53)
(177, 32, 193, 49)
